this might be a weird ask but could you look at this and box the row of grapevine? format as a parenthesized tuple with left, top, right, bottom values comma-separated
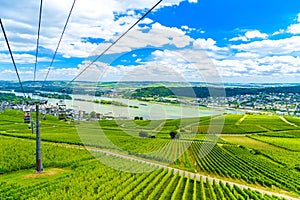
(189, 141, 300, 193)
(1, 155, 288, 199)
(0, 135, 93, 174)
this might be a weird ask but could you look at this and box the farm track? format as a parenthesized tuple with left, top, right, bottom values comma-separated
(257, 124, 272, 132)
(279, 116, 298, 127)
(153, 121, 166, 132)
(183, 114, 224, 128)
(235, 114, 247, 125)
(4, 135, 296, 200)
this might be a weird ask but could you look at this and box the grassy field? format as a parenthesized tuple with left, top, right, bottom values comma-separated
(0, 110, 300, 199)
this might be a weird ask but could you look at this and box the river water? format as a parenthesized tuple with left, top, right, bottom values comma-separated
(3, 91, 241, 120)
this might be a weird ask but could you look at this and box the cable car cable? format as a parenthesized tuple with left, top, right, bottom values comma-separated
(41, 0, 77, 90)
(33, 0, 43, 83)
(0, 18, 27, 98)
(62, 0, 163, 91)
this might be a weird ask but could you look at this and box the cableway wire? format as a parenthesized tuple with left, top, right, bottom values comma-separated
(41, 0, 77, 90)
(0, 18, 27, 98)
(62, 0, 163, 91)
(33, 0, 43, 83)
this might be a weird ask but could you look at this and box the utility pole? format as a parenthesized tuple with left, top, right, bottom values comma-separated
(35, 103, 43, 173)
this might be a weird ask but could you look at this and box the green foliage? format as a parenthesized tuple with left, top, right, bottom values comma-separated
(249, 135, 300, 152)
(139, 131, 149, 138)
(90, 111, 96, 118)
(258, 130, 300, 138)
(94, 99, 128, 107)
(132, 86, 174, 98)
(0, 136, 92, 174)
(0, 137, 294, 199)
(38, 93, 72, 100)
(223, 135, 300, 169)
(283, 115, 300, 126)
(191, 142, 300, 193)
(0, 92, 30, 104)
(134, 116, 143, 120)
(170, 130, 180, 139)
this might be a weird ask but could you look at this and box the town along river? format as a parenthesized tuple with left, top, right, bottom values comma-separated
(9, 92, 239, 120)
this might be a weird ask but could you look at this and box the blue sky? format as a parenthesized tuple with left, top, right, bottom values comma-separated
(0, 0, 300, 83)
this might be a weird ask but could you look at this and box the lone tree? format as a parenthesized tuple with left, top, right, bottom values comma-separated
(134, 116, 143, 120)
(139, 131, 149, 138)
(90, 111, 96, 118)
(170, 131, 180, 139)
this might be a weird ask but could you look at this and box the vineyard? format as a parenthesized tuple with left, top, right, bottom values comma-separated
(0, 110, 300, 199)
(0, 138, 288, 200)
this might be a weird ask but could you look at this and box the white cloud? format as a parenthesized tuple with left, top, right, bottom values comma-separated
(72, 48, 222, 82)
(0, 53, 51, 64)
(141, 18, 153, 24)
(2, 1, 300, 82)
(89, 22, 193, 56)
(229, 30, 268, 42)
(229, 36, 248, 42)
(0, 67, 81, 81)
(245, 30, 268, 39)
(231, 36, 300, 56)
(181, 25, 189, 30)
(272, 29, 284, 36)
(194, 38, 216, 49)
(215, 55, 300, 78)
(0, 0, 192, 59)
(235, 52, 259, 58)
(287, 24, 300, 34)
(286, 13, 300, 34)
(193, 38, 227, 51)
(181, 25, 196, 33)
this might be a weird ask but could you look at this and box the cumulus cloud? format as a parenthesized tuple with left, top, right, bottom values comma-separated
(272, 29, 284, 36)
(282, 13, 300, 34)
(229, 36, 248, 42)
(231, 36, 300, 55)
(70, 48, 222, 83)
(229, 30, 268, 42)
(216, 15, 300, 80)
(235, 52, 259, 58)
(88, 22, 193, 56)
(0, 53, 51, 64)
(287, 24, 300, 34)
(1, 1, 300, 82)
(193, 38, 227, 51)
(0, 67, 80, 81)
(245, 30, 268, 39)
(0, 0, 192, 59)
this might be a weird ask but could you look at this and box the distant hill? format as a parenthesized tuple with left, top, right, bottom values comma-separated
(131, 86, 300, 98)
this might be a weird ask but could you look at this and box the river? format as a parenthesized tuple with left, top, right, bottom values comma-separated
(3, 90, 241, 120)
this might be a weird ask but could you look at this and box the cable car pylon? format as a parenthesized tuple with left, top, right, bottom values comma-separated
(35, 102, 43, 173)
(29, 100, 47, 173)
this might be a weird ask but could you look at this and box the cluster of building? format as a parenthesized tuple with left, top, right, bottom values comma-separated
(0, 101, 120, 121)
(196, 93, 300, 116)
